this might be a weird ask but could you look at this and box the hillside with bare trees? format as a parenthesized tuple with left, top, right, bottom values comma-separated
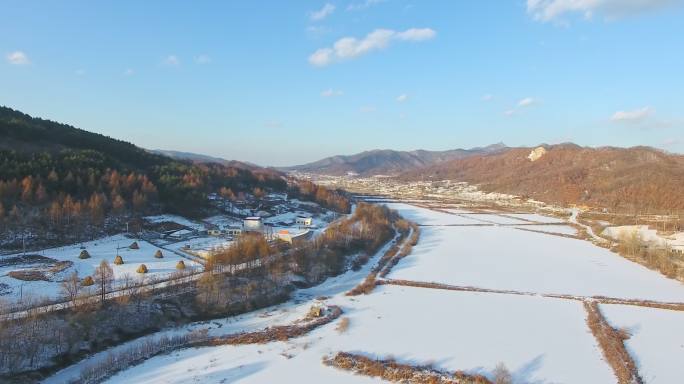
(400, 144, 684, 213)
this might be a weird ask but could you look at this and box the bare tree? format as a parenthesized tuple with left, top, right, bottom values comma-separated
(61, 271, 82, 305)
(94, 260, 114, 303)
(493, 362, 513, 384)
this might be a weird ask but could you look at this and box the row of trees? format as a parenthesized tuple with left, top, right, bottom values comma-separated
(618, 230, 683, 280)
(192, 203, 396, 313)
(289, 180, 351, 213)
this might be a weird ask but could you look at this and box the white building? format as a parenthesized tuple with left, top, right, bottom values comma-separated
(295, 216, 313, 227)
(243, 217, 263, 232)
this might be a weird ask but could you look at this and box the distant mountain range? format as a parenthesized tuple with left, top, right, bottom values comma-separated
(284, 143, 507, 176)
(400, 143, 684, 212)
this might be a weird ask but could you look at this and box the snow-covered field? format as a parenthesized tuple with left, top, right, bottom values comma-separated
(387, 225, 684, 301)
(165, 236, 234, 259)
(383, 203, 684, 301)
(44, 203, 684, 384)
(601, 304, 684, 384)
(144, 214, 206, 231)
(457, 213, 532, 225)
(1, 234, 200, 302)
(506, 213, 566, 224)
(515, 224, 578, 236)
(104, 285, 614, 384)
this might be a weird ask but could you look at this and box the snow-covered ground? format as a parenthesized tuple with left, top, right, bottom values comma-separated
(457, 213, 532, 225)
(601, 304, 684, 384)
(165, 236, 234, 259)
(383, 204, 482, 226)
(388, 225, 684, 301)
(144, 214, 206, 231)
(515, 224, 578, 236)
(384, 203, 684, 301)
(0, 234, 200, 303)
(505, 213, 565, 224)
(43, 203, 684, 384)
(105, 285, 614, 384)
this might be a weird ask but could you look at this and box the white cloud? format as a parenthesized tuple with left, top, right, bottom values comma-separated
(309, 27, 436, 67)
(347, 0, 386, 11)
(307, 25, 330, 37)
(396, 94, 408, 102)
(309, 48, 334, 66)
(517, 97, 537, 107)
(527, 0, 680, 22)
(395, 28, 437, 41)
(123, 68, 135, 76)
(482, 94, 494, 101)
(163, 55, 180, 66)
(6, 51, 30, 65)
(359, 105, 377, 113)
(321, 88, 343, 97)
(310, 3, 336, 21)
(610, 106, 652, 123)
(195, 54, 211, 64)
(504, 109, 516, 116)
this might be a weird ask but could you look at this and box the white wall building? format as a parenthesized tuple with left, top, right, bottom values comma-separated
(243, 217, 263, 232)
(296, 216, 313, 227)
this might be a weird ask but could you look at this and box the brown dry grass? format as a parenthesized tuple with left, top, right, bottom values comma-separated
(323, 352, 492, 384)
(200, 305, 343, 346)
(336, 317, 350, 334)
(583, 302, 643, 384)
(8, 270, 49, 281)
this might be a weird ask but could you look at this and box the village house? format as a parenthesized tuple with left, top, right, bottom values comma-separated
(277, 229, 312, 245)
(243, 216, 264, 232)
(296, 216, 313, 227)
(225, 226, 243, 236)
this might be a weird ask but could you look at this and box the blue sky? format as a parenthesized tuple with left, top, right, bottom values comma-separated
(1, 0, 683, 166)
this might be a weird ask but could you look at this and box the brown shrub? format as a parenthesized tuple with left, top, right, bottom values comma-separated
(154, 250, 164, 258)
(136, 264, 148, 274)
(79, 250, 91, 259)
(202, 306, 343, 346)
(176, 260, 186, 270)
(8, 270, 49, 281)
(113, 255, 124, 265)
(324, 352, 491, 384)
(81, 276, 95, 286)
(336, 317, 350, 334)
(129, 241, 140, 250)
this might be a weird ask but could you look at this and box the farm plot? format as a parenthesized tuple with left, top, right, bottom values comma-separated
(104, 285, 614, 384)
(383, 203, 483, 226)
(387, 224, 684, 302)
(0, 234, 200, 302)
(601, 304, 684, 384)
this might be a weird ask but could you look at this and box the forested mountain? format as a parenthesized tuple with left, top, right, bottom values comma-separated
(401, 144, 684, 213)
(0, 106, 286, 245)
(151, 149, 262, 171)
(285, 143, 507, 176)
